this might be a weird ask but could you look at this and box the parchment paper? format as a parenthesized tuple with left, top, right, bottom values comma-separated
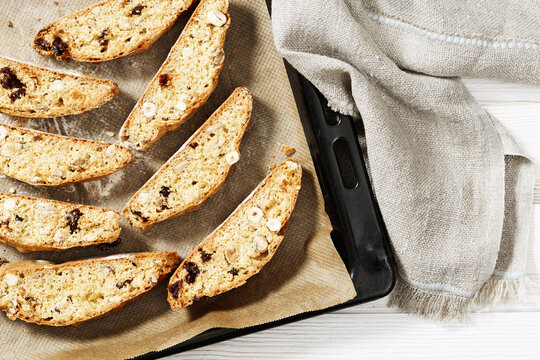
(0, 1, 356, 359)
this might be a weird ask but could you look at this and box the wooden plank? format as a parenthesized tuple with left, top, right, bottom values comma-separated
(171, 312, 540, 359)
(463, 78, 540, 103)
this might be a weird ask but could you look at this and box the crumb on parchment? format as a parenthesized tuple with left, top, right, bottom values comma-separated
(280, 144, 295, 156)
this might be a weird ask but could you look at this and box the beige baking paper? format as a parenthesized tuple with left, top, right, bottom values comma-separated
(0, 1, 356, 359)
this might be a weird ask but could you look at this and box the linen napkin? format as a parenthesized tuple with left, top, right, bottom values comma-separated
(272, 0, 538, 319)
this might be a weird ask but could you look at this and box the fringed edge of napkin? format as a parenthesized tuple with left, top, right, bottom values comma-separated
(388, 277, 472, 321)
(390, 272, 537, 320)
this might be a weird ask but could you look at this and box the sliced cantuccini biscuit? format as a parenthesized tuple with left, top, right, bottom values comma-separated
(33, 0, 195, 63)
(123, 87, 252, 231)
(119, 0, 231, 151)
(0, 193, 121, 253)
(167, 160, 302, 310)
(0, 252, 179, 326)
(0, 56, 118, 118)
(0, 124, 133, 186)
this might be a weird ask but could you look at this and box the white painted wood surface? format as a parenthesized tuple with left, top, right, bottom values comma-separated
(166, 79, 540, 359)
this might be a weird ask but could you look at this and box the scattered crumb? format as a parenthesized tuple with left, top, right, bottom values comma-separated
(7, 21, 13, 28)
(37, 18, 41, 22)
(266, 163, 276, 171)
(105, 131, 115, 137)
(280, 144, 296, 156)
(54, 1, 59, 5)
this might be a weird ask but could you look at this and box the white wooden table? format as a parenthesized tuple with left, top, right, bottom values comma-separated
(167, 79, 540, 359)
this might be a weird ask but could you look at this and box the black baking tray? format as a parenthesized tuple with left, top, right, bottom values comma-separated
(136, 67, 396, 359)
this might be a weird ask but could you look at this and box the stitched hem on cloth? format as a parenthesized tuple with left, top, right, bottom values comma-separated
(363, 9, 540, 50)
(399, 272, 474, 298)
(492, 269, 525, 279)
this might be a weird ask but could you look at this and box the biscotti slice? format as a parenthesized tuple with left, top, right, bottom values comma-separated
(167, 160, 302, 310)
(33, 0, 195, 63)
(0, 124, 133, 186)
(0, 193, 121, 253)
(123, 87, 252, 231)
(0, 252, 179, 326)
(0, 56, 118, 118)
(119, 0, 231, 151)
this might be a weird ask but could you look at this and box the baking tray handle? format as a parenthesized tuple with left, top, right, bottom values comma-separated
(297, 74, 395, 300)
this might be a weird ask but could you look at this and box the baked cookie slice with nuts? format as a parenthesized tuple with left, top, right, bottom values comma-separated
(167, 160, 302, 310)
(33, 0, 195, 63)
(0, 193, 121, 253)
(0, 124, 133, 186)
(123, 87, 252, 231)
(119, 0, 230, 151)
(0, 56, 118, 118)
(0, 252, 179, 326)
